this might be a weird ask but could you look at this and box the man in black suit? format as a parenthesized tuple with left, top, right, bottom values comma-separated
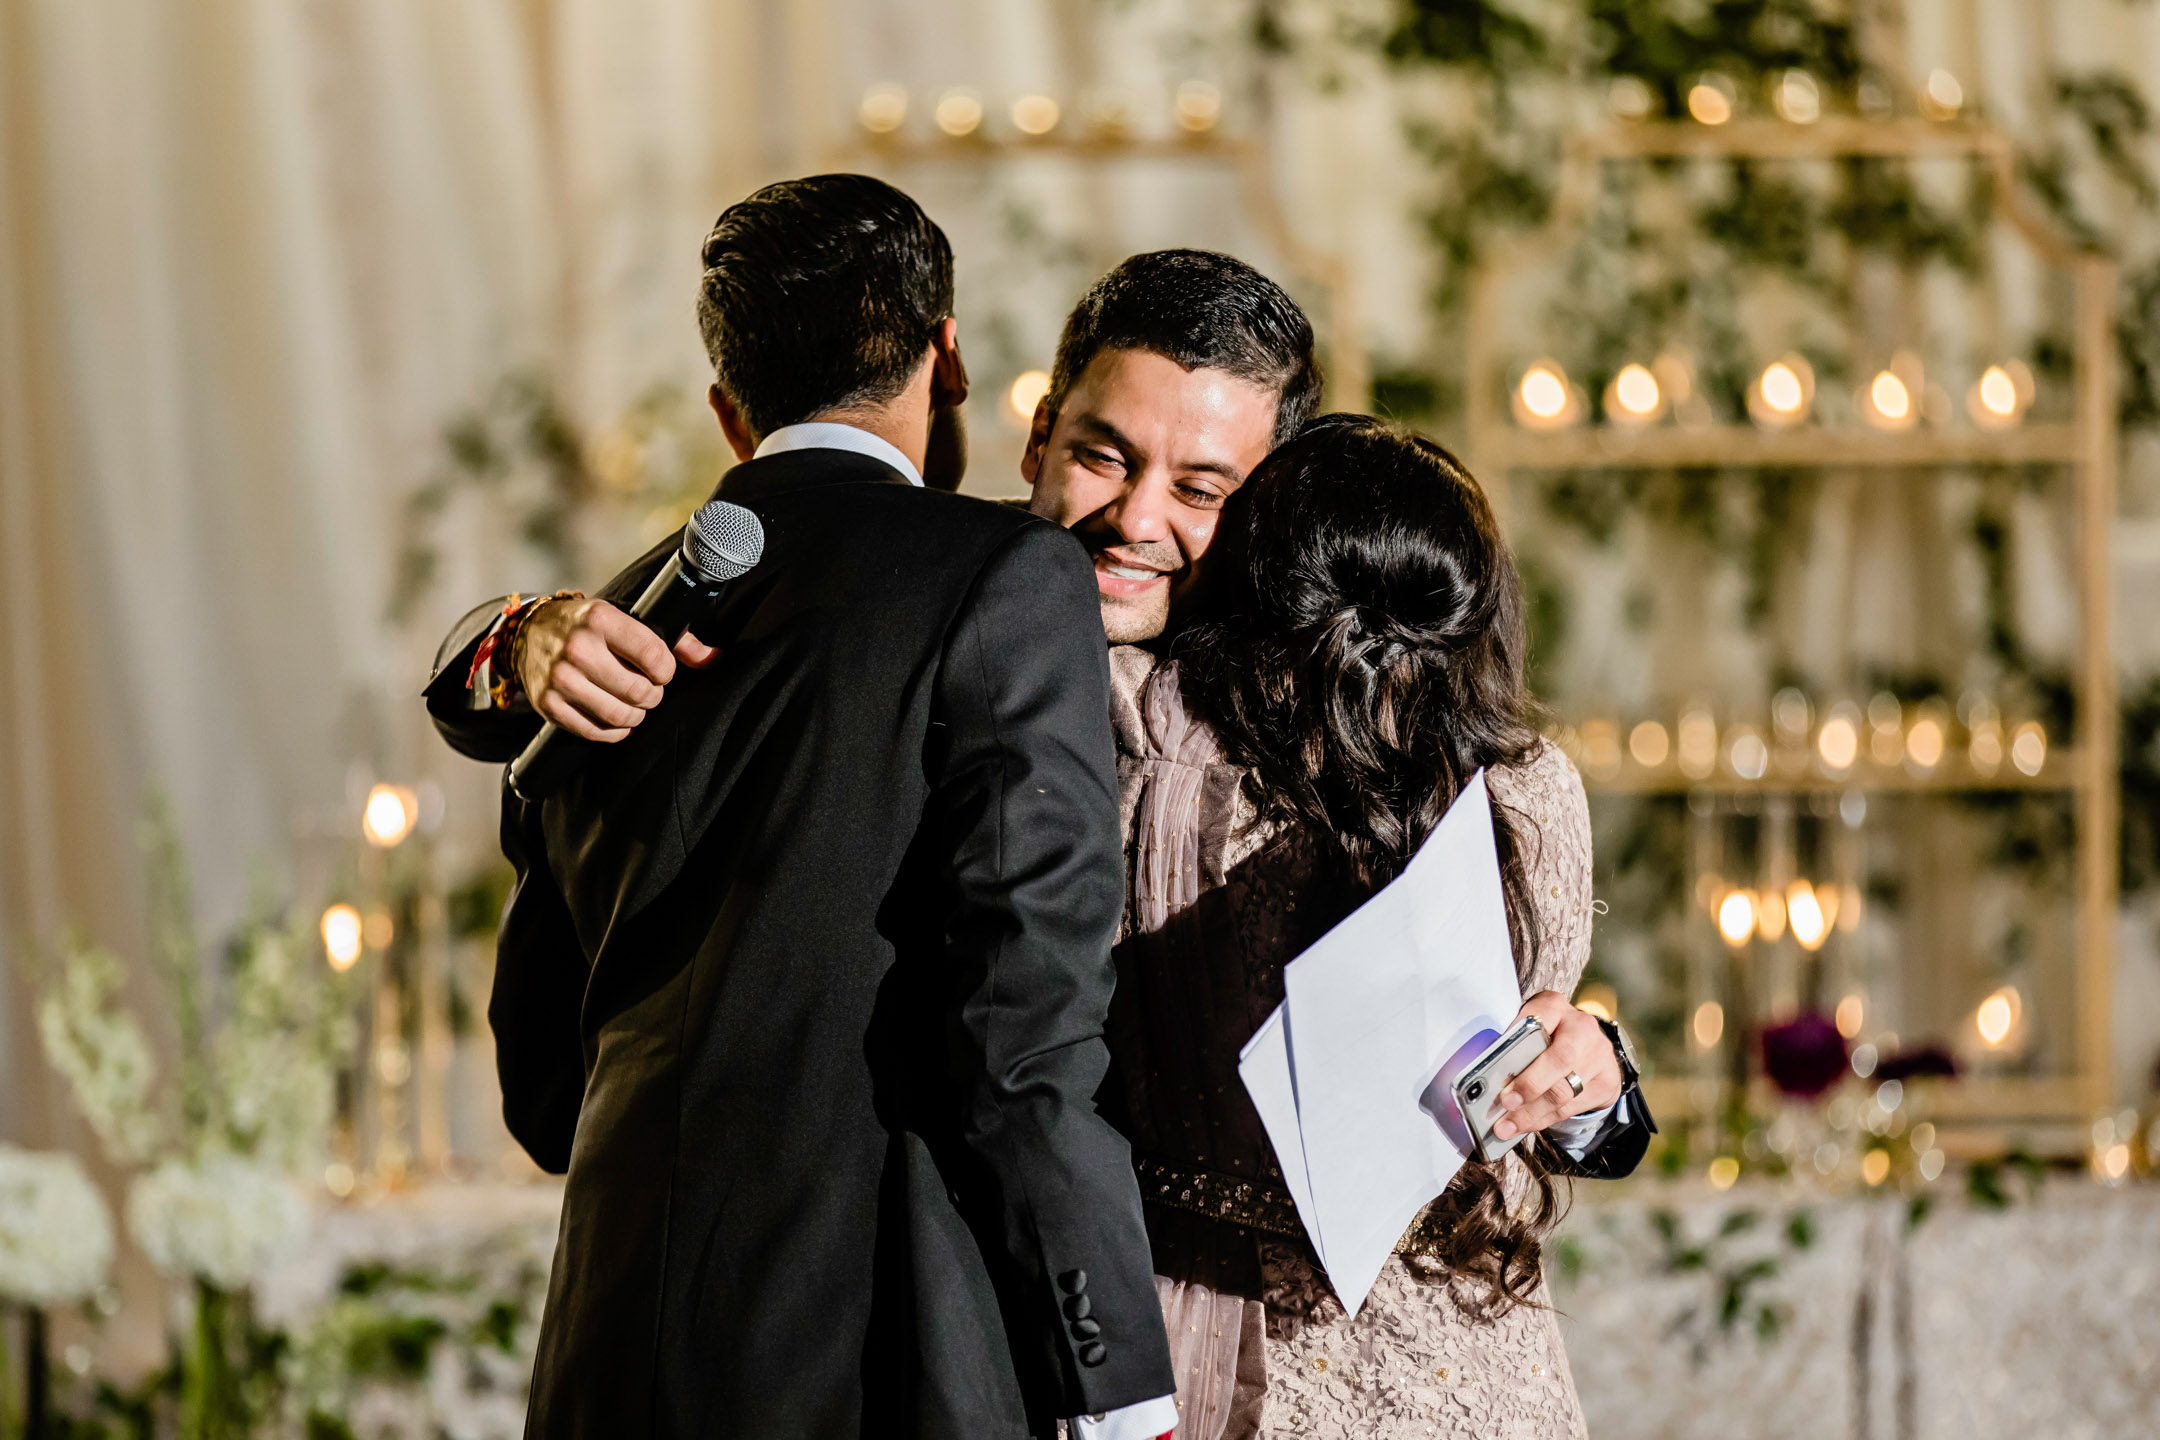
(442, 175, 1176, 1439)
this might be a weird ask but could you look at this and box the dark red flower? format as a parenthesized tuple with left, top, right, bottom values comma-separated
(1760, 1013, 1850, 1097)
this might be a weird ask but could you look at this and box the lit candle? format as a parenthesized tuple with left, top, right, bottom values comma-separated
(1513, 362, 1577, 429)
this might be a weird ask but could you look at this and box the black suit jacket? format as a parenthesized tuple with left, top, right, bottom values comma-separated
(441, 449, 1174, 1438)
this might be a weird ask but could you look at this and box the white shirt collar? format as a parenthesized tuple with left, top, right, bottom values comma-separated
(751, 421, 923, 486)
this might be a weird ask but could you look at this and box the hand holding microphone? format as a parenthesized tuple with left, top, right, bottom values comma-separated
(516, 600, 708, 742)
(510, 499, 764, 799)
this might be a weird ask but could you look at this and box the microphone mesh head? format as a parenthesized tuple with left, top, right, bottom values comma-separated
(683, 500, 765, 582)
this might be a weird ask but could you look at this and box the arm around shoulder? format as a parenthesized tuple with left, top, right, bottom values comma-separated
(423, 596, 546, 762)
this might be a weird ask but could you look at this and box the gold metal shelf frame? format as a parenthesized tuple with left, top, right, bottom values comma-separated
(1465, 118, 2120, 1138)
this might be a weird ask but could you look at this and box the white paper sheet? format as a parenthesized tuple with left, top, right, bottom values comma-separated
(1236, 770, 1525, 1316)
(1236, 1005, 1323, 1267)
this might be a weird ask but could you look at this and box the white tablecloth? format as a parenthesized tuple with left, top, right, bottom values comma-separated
(271, 1178, 2160, 1439)
(1555, 1180, 2160, 1440)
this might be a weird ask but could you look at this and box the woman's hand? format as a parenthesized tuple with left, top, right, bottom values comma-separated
(1489, 990, 1623, 1142)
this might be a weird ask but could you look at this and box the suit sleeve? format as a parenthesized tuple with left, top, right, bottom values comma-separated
(1543, 1088, 1654, 1179)
(928, 521, 1176, 1418)
(486, 786, 590, 1174)
(423, 533, 688, 762)
(423, 597, 541, 762)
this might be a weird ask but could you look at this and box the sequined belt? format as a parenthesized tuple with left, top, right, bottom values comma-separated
(1134, 1157, 1306, 1239)
(1133, 1156, 1454, 1259)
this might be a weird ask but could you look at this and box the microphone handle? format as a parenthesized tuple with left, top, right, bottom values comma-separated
(508, 554, 719, 800)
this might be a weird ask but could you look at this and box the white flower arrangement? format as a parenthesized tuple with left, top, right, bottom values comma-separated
(36, 943, 165, 1166)
(214, 931, 349, 1175)
(37, 803, 355, 1291)
(0, 1144, 114, 1307)
(126, 1151, 308, 1292)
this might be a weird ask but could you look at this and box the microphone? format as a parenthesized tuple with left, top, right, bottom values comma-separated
(508, 498, 765, 800)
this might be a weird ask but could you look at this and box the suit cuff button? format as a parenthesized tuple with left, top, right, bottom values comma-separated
(1070, 1317, 1100, 1339)
(1078, 1341, 1107, 1367)
(1062, 1294, 1092, 1321)
(1057, 1269, 1088, 1295)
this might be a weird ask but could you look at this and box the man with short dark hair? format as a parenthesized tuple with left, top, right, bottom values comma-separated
(450, 174, 1177, 1439)
(1018, 249, 1320, 644)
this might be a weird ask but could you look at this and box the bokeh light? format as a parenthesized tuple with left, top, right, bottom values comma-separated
(1969, 360, 2034, 429)
(1921, 68, 1964, 120)
(1688, 74, 1735, 125)
(362, 783, 417, 848)
(934, 89, 984, 137)
(2011, 721, 2047, 776)
(1717, 891, 1756, 946)
(1728, 729, 1769, 780)
(1607, 363, 1663, 424)
(1907, 715, 1945, 770)
(858, 83, 908, 134)
(1607, 76, 1653, 121)
(1817, 712, 1859, 771)
(1773, 70, 1820, 124)
(1864, 369, 1915, 429)
(1010, 94, 1060, 136)
(1579, 718, 1622, 779)
(1513, 361, 1576, 428)
(1175, 81, 1222, 132)
(1755, 886, 1786, 941)
(1694, 1000, 1726, 1048)
(1628, 720, 1670, 767)
(1749, 356, 1813, 427)
(1008, 369, 1050, 420)
(320, 903, 362, 972)
(1677, 709, 1718, 779)
(1976, 988, 2018, 1047)
(1788, 881, 1828, 951)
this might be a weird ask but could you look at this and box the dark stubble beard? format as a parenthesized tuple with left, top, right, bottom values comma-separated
(1088, 535, 1183, 643)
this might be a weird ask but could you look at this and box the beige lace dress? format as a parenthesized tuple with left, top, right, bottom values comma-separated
(1103, 648, 1597, 1440)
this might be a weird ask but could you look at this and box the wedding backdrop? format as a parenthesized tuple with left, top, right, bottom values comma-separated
(5, 0, 2160, 1435)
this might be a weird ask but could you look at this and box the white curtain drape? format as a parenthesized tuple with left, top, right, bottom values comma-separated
(0, 0, 786, 1147)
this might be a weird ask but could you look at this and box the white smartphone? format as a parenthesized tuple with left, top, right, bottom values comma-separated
(1449, 1016, 1550, 1163)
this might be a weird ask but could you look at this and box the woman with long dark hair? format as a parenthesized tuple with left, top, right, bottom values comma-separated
(1103, 414, 1648, 1438)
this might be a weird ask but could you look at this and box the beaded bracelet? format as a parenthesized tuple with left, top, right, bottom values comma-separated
(466, 590, 582, 710)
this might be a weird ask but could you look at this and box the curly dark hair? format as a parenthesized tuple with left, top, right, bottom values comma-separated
(1175, 412, 1566, 1316)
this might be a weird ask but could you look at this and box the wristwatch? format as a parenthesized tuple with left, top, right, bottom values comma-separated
(1546, 1016, 1656, 1177)
(1596, 1016, 1642, 1090)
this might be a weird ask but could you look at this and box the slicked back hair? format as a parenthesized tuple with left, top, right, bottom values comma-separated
(696, 174, 954, 439)
(1046, 250, 1321, 446)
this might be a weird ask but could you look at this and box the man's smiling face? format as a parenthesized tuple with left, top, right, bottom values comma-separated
(1020, 348, 1280, 642)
